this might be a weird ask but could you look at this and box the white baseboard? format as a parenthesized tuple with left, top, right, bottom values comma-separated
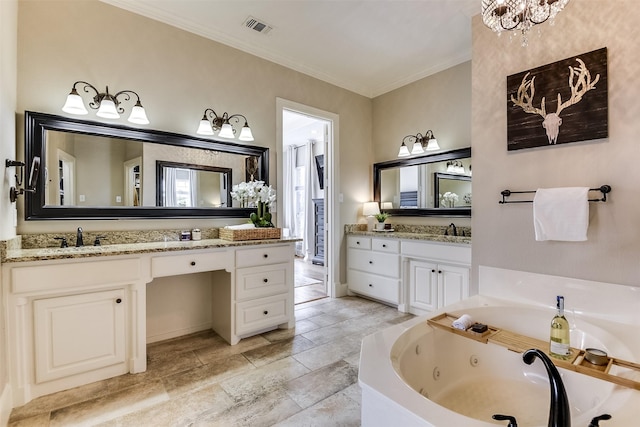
(146, 323, 212, 344)
(0, 383, 12, 427)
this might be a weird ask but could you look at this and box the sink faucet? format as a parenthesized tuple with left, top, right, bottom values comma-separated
(523, 348, 571, 427)
(76, 227, 84, 247)
(444, 223, 457, 236)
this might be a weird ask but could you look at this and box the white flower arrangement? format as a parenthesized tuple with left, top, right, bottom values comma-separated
(230, 180, 276, 208)
(230, 180, 276, 227)
(442, 191, 459, 207)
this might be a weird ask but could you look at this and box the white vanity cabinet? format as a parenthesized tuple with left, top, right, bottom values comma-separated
(347, 236, 400, 305)
(403, 240, 471, 315)
(3, 257, 147, 406)
(232, 244, 294, 340)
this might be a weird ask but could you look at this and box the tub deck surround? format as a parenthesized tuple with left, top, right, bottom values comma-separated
(1, 232, 298, 407)
(359, 267, 640, 427)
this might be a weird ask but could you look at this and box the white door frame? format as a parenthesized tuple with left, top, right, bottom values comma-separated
(276, 98, 341, 298)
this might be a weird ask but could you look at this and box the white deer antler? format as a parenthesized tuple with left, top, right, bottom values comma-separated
(511, 72, 547, 118)
(556, 58, 600, 115)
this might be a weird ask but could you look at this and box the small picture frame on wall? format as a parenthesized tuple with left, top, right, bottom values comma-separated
(506, 47, 608, 151)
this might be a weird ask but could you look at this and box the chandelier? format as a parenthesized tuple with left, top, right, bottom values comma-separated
(481, 0, 570, 46)
(197, 108, 254, 141)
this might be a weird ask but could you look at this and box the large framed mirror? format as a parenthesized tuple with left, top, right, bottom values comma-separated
(24, 111, 269, 220)
(373, 147, 471, 217)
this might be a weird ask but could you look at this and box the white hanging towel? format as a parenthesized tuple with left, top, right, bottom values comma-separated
(533, 187, 589, 241)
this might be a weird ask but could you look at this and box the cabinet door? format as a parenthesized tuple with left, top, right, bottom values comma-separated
(438, 264, 470, 308)
(408, 259, 438, 313)
(34, 289, 126, 383)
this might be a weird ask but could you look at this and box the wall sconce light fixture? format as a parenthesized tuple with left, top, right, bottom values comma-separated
(6, 157, 40, 203)
(446, 160, 466, 174)
(62, 81, 149, 124)
(398, 130, 439, 158)
(196, 108, 254, 141)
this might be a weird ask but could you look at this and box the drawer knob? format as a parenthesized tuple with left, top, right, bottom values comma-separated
(438, 270, 442, 274)
(382, 244, 386, 248)
(263, 310, 269, 315)
(263, 278, 268, 283)
(369, 260, 373, 264)
(356, 241, 360, 245)
(263, 254, 269, 258)
(190, 261, 196, 266)
(432, 269, 436, 273)
(116, 298, 122, 304)
(368, 284, 373, 287)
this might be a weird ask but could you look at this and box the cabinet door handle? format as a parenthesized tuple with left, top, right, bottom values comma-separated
(438, 270, 442, 274)
(263, 310, 269, 315)
(190, 261, 196, 266)
(432, 269, 436, 273)
(116, 298, 122, 304)
(263, 278, 269, 283)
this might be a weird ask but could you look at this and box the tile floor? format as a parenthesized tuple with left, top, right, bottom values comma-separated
(8, 296, 413, 426)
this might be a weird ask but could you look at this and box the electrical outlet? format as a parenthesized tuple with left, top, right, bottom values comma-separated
(116, 195, 122, 203)
(79, 194, 85, 202)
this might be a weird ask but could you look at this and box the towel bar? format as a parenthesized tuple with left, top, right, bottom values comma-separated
(499, 185, 611, 204)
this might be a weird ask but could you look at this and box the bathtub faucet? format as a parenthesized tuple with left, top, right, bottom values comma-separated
(522, 348, 571, 427)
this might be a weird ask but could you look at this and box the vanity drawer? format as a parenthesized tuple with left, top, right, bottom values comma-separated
(235, 293, 291, 336)
(11, 258, 142, 294)
(347, 236, 371, 250)
(347, 249, 399, 278)
(347, 270, 399, 304)
(235, 245, 292, 268)
(371, 238, 399, 253)
(236, 263, 290, 301)
(151, 250, 232, 277)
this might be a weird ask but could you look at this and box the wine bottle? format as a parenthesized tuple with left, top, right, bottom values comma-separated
(549, 295, 571, 359)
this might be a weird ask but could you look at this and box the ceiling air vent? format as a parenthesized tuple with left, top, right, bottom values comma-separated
(243, 16, 273, 35)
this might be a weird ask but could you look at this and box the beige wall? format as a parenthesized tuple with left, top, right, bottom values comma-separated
(15, 0, 372, 237)
(372, 61, 472, 227)
(471, 0, 640, 288)
(0, 0, 17, 413)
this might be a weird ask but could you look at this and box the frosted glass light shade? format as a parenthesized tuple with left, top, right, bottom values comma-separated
(197, 119, 214, 135)
(127, 103, 149, 124)
(218, 122, 235, 139)
(410, 141, 424, 155)
(398, 144, 410, 157)
(238, 124, 254, 141)
(62, 91, 88, 115)
(96, 98, 120, 119)
(363, 202, 380, 216)
(381, 202, 393, 210)
(425, 137, 440, 151)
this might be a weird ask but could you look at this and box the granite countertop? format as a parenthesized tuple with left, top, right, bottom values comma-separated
(2, 237, 300, 264)
(344, 224, 471, 245)
(346, 230, 471, 245)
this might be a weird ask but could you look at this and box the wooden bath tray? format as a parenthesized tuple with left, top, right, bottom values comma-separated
(427, 313, 640, 391)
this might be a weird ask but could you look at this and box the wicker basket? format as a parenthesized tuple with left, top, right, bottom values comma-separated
(219, 227, 282, 241)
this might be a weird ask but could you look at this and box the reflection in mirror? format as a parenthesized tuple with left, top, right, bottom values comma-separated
(156, 161, 231, 208)
(374, 148, 471, 217)
(25, 111, 269, 219)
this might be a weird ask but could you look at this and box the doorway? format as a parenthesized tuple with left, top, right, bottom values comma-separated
(277, 99, 339, 305)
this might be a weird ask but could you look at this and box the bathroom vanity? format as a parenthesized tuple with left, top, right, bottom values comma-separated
(346, 228, 471, 314)
(1, 238, 296, 406)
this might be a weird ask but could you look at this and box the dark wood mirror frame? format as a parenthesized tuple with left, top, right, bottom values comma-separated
(373, 147, 471, 218)
(24, 111, 269, 220)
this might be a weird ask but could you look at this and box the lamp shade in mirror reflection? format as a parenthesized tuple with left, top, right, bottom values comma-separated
(62, 81, 149, 125)
(363, 201, 380, 232)
(398, 130, 439, 158)
(196, 108, 254, 141)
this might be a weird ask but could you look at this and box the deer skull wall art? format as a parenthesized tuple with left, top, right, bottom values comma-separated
(506, 48, 608, 151)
